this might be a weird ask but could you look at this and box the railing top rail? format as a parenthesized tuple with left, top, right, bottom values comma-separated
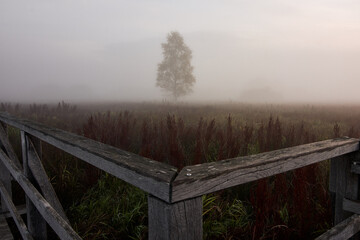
(0, 112, 178, 202)
(1, 112, 359, 203)
(1, 112, 360, 238)
(172, 137, 360, 202)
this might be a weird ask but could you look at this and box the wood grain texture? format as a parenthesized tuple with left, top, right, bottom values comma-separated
(0, 215, 13, 240)
(0, 148, 82, 240)
(0, 112, 177, 202)
(343, 198, 360, 215)
(0, 159, 11, 212)
(316, 214, 360, 240)
(22, 132, 47, 239)
(329, 158, 337, 222)
(344, 152, 360, 200)
(329, 158, 337, 193)
(333, 155, 349, 225)
(0, 181, 33, 240)
(351, 163, 360, 174)
(0, 123, 12, 213)
(27, 138, 69, 223)
(0, 123, 21, 169)
(148, 195, 202, 240)
(172, 138, 359, 202)
(332, 152, 359, 225)
(332, 156, 344, 225)
(0, 204, 26, 218)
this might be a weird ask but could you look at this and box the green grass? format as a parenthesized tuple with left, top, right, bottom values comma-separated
(69, 174, 147, 240)
(3, 101, 360, 239)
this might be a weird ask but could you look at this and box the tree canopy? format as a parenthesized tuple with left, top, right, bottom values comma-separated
(156, 31, 196, 101)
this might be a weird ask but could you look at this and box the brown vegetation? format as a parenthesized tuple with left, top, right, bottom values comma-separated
(2, 101, 360, 239)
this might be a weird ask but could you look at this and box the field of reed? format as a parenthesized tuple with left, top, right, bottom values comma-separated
(2, 101, 360, 239)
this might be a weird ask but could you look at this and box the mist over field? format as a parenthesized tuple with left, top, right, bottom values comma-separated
(1, 1, 360, 104)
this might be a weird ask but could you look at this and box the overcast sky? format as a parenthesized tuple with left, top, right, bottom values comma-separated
(1, 0, 360, 103)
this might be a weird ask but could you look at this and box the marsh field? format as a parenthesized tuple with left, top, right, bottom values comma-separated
(2, 101, 360, 240)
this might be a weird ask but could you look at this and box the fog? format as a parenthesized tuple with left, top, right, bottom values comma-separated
(1, 1, 360, 103)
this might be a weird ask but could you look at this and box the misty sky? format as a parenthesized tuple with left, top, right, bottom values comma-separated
(1, 0, 360, 103)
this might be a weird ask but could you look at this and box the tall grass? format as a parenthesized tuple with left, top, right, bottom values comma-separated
(2, 102, 360, 239)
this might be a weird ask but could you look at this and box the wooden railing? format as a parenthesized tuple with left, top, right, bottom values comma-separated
(0, 111, 359, 239)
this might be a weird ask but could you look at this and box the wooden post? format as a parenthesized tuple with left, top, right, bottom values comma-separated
(27, 141, 69, 223)
(331, 152, 360, 225)
(0, 157, 11, 213)
(21, 131, 47, 239)
(148, 195, 203, 240)
(0, 122, 11, 213)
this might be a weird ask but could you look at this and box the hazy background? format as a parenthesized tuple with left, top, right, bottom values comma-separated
(1, 0, 360, 103)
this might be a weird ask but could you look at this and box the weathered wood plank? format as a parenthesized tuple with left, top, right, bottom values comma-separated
(334, 155, 348, 224)
(0, 215, 13, 240)
(329, 158, 337, 193)
(0, 204, 26, 218)
(351, 163, 360, 174)
(0, 112, 177, 202)
(329, 158, 338, 223)
(172, 138, 359, 202)
(345, 153, 360, 240)
(22, 132, 47, 239)
(345, 152, 360, 200)
(316, 214, 360, 240)
(0, 147, 82, 240)
(0, 123, 19, 214)
(0, 123, 21, 169)
(0, 181, 33, 240)
(27, 138, 69, 223)
(0, 140, 12, 213)
(148, 195, 202, 240)
(343, 198, 360, 215)
(0, 159, 11, 213)
(333, 156, 347, 225)
(333, 152, 359, 224)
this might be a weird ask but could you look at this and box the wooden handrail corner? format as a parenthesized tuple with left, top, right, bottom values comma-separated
(170, 137, 359, 202)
